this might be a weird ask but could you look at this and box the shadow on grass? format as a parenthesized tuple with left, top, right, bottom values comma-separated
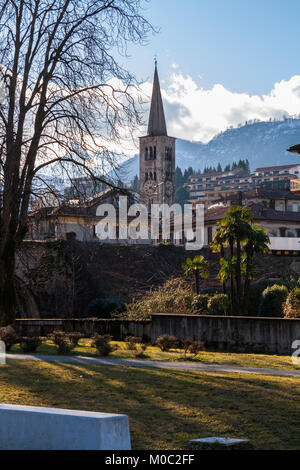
(1, 359, 300, 450)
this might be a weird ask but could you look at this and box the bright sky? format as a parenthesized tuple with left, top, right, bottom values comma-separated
(127, 0, 300, 94)
(119, 0, 300, 148)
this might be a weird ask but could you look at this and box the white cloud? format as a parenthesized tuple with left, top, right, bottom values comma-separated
(109, 72, 300, 155)
(155, 73, 300, 144)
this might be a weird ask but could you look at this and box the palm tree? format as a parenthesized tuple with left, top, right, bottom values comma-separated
(212, 206, 270, 315)
(223, 207, 253, 308)
(182, 255, 210, 295)
(212, 206, 252, 313)
(243, 225, 270, 313)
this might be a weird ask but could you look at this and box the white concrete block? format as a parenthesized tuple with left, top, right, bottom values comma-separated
(0, 404, 131, 450)
(189, 437, 249, 447)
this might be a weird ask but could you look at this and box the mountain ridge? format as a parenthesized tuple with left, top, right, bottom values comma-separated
(119, 118, 300, 182)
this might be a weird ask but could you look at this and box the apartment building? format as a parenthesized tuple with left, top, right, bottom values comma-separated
(188, 164, 300, 208)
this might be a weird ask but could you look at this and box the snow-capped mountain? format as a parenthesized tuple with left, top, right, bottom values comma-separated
(119, 118, 300, 182)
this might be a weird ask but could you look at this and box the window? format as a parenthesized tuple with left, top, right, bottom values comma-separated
(297, 229, 300, 238)
(153, 146, 157, 160)
(279, 227, 287, 237)
(145, 173, 148, 181)
(165, 147, 172, 161)
(279, 202, 284, 211)
(150, 147, 153, 160)
(293, 203, 298, 212)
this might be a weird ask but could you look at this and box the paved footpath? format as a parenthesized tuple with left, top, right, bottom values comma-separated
(6, 354, 300, 378)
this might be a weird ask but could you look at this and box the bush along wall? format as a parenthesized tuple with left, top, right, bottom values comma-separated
(258, 285, 289, 318)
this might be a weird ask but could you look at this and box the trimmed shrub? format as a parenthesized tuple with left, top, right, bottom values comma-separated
(284, 288, 300, 318)
(191, 295, 209, 314)
(156, 335, 178, 352)
(207, 294, 229, 316)
(49, 330, 75, 355)
(183, 338, 205, 357)
(125, 337, 148, 358)
(20, 337, 41, 353)
(259, 285, 288, 318)
(247, 279, 282, 316)
(125, 336, 142, 351)
(85, 298, 124, 319)
(68, 332, 84, 347)
(92, 334, 115, 356)
(0, 326, 18, 351)
(134, 343, 148, 359)
(187, 340, 205, 357)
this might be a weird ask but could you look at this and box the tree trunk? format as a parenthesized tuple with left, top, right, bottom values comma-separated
(229, 238, 235, 314)
(195, 270, 200, 295)
(0, 235, 17, 326)
(220, 244, 226, 294)
(243, 246, 254, 315)
(235, 236, 242, 315)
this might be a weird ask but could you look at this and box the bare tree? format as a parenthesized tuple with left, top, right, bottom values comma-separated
(0, 0, 153, 325)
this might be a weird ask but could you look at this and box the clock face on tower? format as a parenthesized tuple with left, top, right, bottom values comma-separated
(143, 180, 156, 197)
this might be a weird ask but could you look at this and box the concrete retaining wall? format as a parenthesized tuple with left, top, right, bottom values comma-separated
(15, 314, 300, 355)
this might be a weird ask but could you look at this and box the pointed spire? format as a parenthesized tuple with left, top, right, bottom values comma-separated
(147, 62, 167, 136)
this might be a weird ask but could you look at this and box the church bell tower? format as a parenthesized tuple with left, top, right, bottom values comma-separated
(139, 62, 176, 206)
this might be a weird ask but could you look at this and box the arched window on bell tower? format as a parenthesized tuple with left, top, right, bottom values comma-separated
(153, 146, 157, 160)
(150, 147, 153, 160)
(165, 147, 172, 161)
(145, 147, 148, 160)
(145, 172, 148, 181)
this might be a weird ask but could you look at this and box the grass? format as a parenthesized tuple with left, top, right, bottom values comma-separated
(0, 359, 299, 449)
(9, 339, 299, 371)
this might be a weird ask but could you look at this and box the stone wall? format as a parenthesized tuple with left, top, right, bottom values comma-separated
(16, 314, 300, 355)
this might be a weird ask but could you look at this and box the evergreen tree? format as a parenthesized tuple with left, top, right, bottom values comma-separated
(130, 175, 139, 192)
(175, 167, 184, 188)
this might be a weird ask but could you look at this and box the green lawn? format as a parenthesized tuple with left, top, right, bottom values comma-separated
(10, 339, 300, 371)
(0, 359, 299, 449)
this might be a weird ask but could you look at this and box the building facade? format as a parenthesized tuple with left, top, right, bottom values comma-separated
(188, 164, 300, 209)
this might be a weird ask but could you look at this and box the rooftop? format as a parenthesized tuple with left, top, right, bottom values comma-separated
(205, 201, 300, 224)
(255, 164, 300, 172)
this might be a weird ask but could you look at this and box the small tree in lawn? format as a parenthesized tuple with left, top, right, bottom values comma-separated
(182, 256, 210, 295)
